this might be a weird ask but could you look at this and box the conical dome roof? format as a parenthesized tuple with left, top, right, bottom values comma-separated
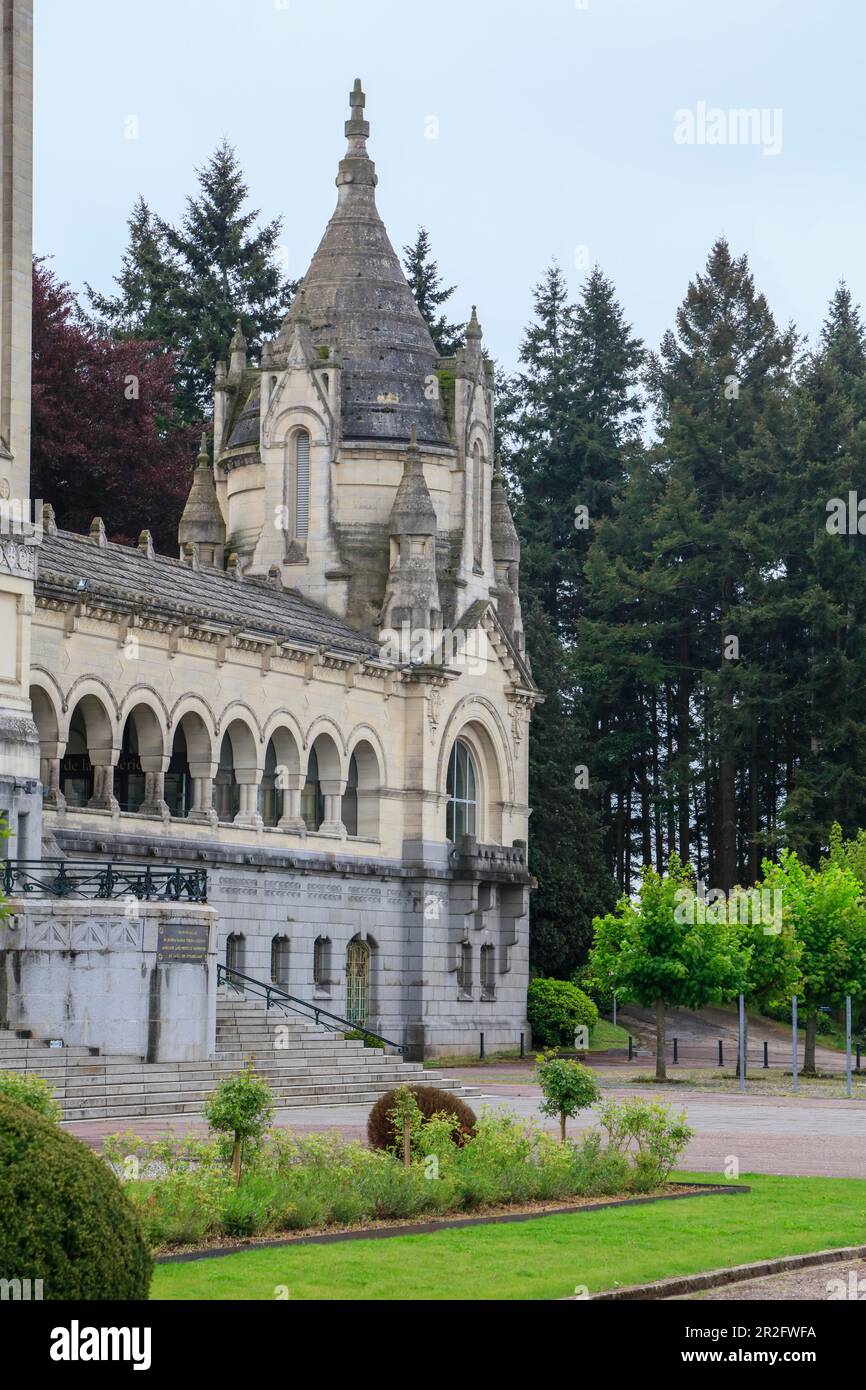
(275, 81, 451, 448)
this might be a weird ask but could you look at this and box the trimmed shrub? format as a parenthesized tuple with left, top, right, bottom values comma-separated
(367, 1085, 476, 1152)
(528, 978, 599, 1048)
(0, 1097, 152, 1299)
(0, 1069, 62, 1122)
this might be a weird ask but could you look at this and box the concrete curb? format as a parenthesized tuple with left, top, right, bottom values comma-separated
(586, 1244, 866, 1300)
(155, 1181, 747, 1265)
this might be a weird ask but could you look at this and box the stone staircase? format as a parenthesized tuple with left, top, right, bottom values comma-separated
(0, 995, 468, 1122)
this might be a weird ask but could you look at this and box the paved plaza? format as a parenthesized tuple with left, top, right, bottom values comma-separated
(65, 1064, 866, 1179)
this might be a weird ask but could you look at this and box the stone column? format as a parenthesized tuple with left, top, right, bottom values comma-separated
(318, 778, 347, 838)
(138, 754, 170, 819)
(88, 752, 119, 812)
(40, 741, 66, 810)
(186, 760, 218, 827)
(277, 770, 306, 834)
(233, 773, 263, 830)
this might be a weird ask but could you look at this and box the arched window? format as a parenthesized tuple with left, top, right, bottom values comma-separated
(294, 429, 310, 541)
(258, 740, 284, 828)
(270, 935, 290, 986)
(59, 706, 93, 808)
(346, 939, 371, 1026)
(225, 933, 244, 975)
(480, 944, 496, 1000)
(457, 941, 472, 997)
(446, 739, 478, 842)
(313, 936, 332, 994)
(301, 746, 325, 831)
(214, 733, 240, 823)
(116, 719, 146, 814)
(342, 753, 359, 837)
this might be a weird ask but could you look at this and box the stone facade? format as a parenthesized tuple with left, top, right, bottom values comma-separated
(4, 70, 540, 1059)
(0, 0, 40, 862)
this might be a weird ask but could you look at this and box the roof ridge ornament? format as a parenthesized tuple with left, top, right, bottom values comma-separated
(345, 78, 370, 149)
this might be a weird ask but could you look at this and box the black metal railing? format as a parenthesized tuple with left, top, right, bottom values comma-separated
(217, 964, 404, 1054)
(2, 859, 208, 903)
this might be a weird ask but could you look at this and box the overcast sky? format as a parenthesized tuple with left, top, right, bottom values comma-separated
(34, 0, 866, 371)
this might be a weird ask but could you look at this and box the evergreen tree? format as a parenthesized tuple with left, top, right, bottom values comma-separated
(402, 227, 464, 356)
(87, 142, 296, 422)
(782, 285, 866, 858)
(500, 263, 642, 967)
(644, 239, 798, 890)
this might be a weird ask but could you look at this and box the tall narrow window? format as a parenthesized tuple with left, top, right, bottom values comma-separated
(294, 430, 310, 540)
(342, 753, 359, 837)
(480, 944, 495, 1000)
(446, 739, 478, 842)
(472, 442, 484, 569)
(457, 941, 472, 996)
(313, 936, 332, 993)
(270, 935, 290, 986)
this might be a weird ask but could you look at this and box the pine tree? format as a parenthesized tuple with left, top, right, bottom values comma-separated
(87, 142, 296, 422)
(782, 285, 866, 859)
(645, 239, 798, 890)
(402, 227, 463, 356)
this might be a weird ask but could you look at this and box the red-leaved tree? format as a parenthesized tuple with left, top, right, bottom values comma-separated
(31, 257, 197, 551)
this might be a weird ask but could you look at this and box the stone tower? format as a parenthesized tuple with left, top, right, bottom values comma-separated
(197, 78, 502, 647)
(0, 0, 40, 859)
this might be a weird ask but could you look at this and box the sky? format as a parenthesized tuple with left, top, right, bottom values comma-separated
(33, 0, 866, 372)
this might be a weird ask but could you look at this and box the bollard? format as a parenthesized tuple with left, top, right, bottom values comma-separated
(718, 1039, 724, 1067)
(763, 1040, 769, 1070)
(479, 1032, 484, 1061)
(628, 1034, 634, 1062)
(519, 1032, 525, 1059)
(857, 1044, 862, 1074)
(673, 1037, 679, 1065)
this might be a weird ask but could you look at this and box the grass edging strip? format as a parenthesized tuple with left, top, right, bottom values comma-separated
(154, 1180, 749, 1265)
(586, 1243, 866, 1301)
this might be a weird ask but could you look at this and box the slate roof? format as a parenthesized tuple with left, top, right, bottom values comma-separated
(274, 82, 452, 449)
(36, 529, 379, 659)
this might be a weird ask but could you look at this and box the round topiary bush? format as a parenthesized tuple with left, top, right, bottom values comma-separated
(527, 978, 599, 1048)
(367, 1085, 477, 1151)
(0, 1097, 152, 1300)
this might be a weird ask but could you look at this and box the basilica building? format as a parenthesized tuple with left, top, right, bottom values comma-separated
(2, 57, 538, 1058)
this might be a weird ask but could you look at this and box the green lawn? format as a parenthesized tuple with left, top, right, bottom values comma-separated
(150, 1173, 866, 1301)
(588, 1019, 630, 1050)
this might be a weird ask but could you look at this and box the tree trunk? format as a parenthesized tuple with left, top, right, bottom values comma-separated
(560, 1110, 567, 1145)
(232, 1136, 242, 1184)
(803, 1012, 818, 1076)
(677, 634, 691, 863)
(655, 998, 667, 1081)
(403, 1116, 411, 1168)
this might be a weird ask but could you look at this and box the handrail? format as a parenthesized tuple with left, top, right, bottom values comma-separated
(217, 963, 405, 1054)
(2, 859, 208, 903)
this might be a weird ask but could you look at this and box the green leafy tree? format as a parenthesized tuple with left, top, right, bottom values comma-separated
(535, 1052, 600, 1144)
(590, 855, 747, 1079)
(402, 227, 463, 356)
(729, 884, 800, 1077)
(203, 1063, 274, 1182)
(761, 849, 866, 1073)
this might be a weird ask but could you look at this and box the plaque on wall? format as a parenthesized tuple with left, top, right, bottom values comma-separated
(157, 920, 209, 965)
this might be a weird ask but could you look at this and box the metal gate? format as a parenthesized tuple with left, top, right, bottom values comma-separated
(345, 940, 370, 1026)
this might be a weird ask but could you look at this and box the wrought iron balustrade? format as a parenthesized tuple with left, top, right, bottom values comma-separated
(2, 859, 208, 903)
(217, 964, 404, 1054)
